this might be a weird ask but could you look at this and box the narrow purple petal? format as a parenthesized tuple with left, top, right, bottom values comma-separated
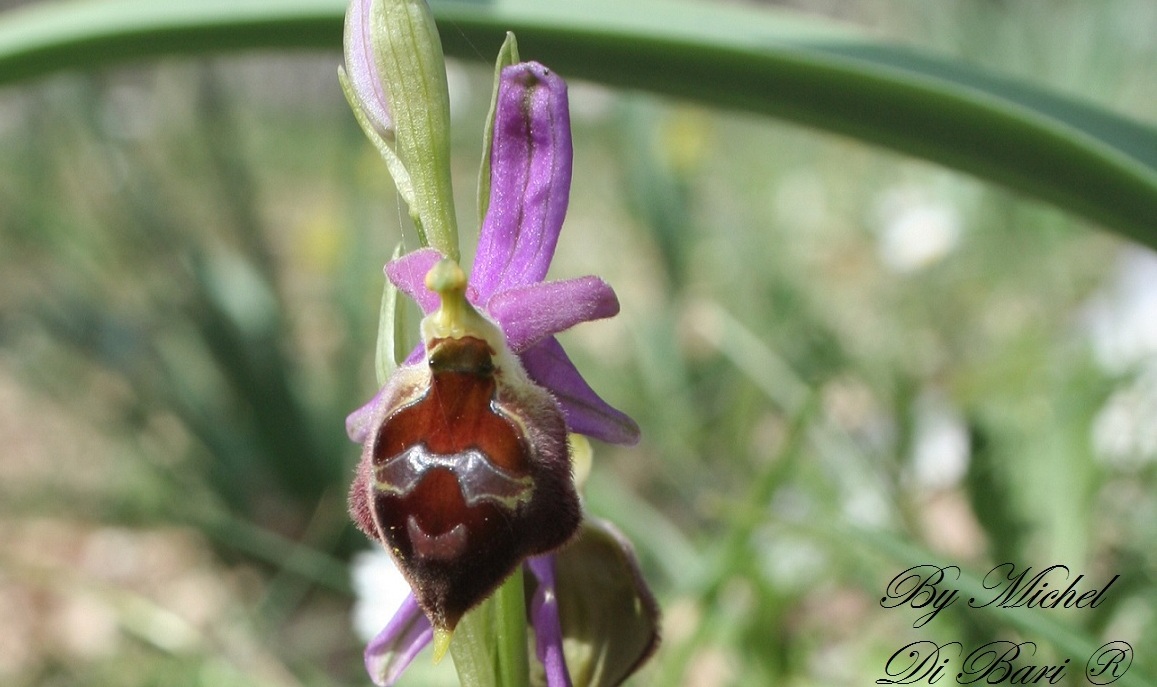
(526, 556, 573, 687)
(486, 277, 619, 353)
(365, 594, 434, 686)
(520, 338, 640, 446)
(385, 247, 445, 314)
(343, 0, 393, 137)
(471, 62, 573, 300)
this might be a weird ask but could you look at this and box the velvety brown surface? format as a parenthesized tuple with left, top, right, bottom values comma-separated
(366, 336, 578, 630)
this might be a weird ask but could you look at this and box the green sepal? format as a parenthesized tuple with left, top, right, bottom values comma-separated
(374, 242, 410, 386)
(370, 0, 459, 261)
(545, 518, 660, 687)
(476, 31, 520, 226)
(339, 66, 418, 220)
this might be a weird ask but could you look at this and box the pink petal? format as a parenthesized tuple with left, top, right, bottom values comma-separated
(471, 63, 573, 300)
(520, 338, 640, 446)
(346, 387, 385, 444)
(486, 277, 619, 353)
(385, 247, 445, 315)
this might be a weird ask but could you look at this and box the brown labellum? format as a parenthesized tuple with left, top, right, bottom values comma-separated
(352, 335, 580, 632)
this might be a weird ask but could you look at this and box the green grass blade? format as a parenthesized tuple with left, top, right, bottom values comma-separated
(433, 0, 1157, 248)
(0, 0, 344, 81)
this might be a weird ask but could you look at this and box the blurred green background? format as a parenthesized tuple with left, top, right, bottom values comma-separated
(0, 0, 1154, 685)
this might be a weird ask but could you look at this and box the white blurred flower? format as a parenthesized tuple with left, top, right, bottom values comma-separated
(842, 480, 893, 527)
(873, 185, 962, 273)
(1082, 247, 1157, 468)
(350, 548, 412, 642)
(756, 532, 827, 592)
(908, 392, 970, 490)
(1092, 364, 1157, 469)
(1083, 247, 1157, 373)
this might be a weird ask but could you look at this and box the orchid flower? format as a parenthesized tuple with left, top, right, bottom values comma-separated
(339, 1, 657, 684)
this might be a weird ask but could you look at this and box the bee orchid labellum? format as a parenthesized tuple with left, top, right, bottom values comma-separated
(350, 259, 581, 654)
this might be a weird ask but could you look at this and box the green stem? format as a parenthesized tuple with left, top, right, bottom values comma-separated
(493, 571, 531, 686)
(449, 571, 530, 687)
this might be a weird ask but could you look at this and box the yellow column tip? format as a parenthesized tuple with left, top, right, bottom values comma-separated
(425, 258, 467, 295)
(432, 627, 453, 664)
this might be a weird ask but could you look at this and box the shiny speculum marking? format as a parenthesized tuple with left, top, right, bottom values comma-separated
(376, 446, 534, 513)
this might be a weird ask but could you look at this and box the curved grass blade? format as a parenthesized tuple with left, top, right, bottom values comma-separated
(0, 0, 1154, 243)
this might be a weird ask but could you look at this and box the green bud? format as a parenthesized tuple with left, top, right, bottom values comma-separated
(341, 0, 460, 260)
(549, 518, 661, 687)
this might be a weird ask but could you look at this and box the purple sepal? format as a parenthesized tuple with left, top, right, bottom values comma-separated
(343, 0, 393, 138)
(527, 555, 573, 687)
(486, 277, 619, 353)
(471, 62, 573, 300)
(521, 338, 640, 446)
(364, 594, 434, 686)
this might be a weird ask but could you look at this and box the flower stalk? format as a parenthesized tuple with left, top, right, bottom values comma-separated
(449, 572, 531, 686)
